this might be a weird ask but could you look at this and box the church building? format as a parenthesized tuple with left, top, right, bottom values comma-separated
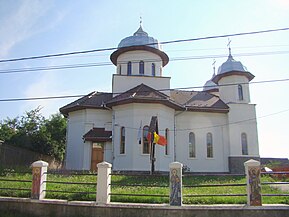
(60, 25, 260, 173)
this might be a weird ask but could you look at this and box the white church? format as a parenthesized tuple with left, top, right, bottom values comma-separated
(60, 25, 260, 173)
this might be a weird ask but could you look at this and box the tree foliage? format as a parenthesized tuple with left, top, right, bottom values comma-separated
(0, 107, 67, 161)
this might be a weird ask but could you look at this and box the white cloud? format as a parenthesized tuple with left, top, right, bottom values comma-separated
(0, 0, 63, 58)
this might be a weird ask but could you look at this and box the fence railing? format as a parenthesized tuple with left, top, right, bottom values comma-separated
(0, 159, 289, 206)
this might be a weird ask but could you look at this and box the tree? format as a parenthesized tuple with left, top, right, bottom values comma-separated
(0, 108, 67, 161)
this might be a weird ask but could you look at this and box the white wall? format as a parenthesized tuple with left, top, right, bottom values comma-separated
(117, 50, 163, 76)
(175, 111, 230, 172)
(112, 74, 171, 97)
(65, 109, 112, 170)
(218, 75, 250, 104)
(227, 103, 259, 157)
(112, 103, 175, 171)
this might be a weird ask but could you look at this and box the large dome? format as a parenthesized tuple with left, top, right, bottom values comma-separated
(110, 25, 169, 66)
(118, 25, 160, 49)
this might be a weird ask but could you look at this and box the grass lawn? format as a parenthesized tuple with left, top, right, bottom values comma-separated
(0, 167, 288, 205)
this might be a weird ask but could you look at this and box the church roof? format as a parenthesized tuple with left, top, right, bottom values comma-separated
(60, 85, 229, 116)
(105, 83, 182, 109)
(170, 90, 229, 112)
(59, 92, 112, 117)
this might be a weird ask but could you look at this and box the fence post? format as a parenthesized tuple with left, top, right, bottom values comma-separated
(169, 161, 183, 206)
(31, 160, 48, 200)
(244, 159, 262, 206)
(96, 161, 112, 204)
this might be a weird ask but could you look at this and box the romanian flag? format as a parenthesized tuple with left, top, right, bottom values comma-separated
(147, 132, 167, 146)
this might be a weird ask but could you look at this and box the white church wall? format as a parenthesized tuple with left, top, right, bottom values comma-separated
(218, 75, 250, 104)
(65, 109, 112, 170)
(175, 111, 230, 172)
(66, 110, 86, 170)
(227, 103, 259, 157)
(112, 74, 171, 97)
(112, 103, 174, 171)
(104, 142, 112, 163)
(117, 50, 163, 76)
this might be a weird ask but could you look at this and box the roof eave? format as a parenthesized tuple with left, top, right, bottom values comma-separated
(110, 45, 169, 67)
(212, 71, 255, 83)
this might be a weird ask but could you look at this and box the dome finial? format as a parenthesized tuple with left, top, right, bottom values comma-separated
(227, 38, 233, 58)
(140, 16, 142, 26)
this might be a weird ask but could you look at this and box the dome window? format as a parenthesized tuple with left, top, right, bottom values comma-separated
(127, 61, 132, 75)
(139, 61, 144, 75)
(152, 63, 156, 76)
(238, 84, 243, 100)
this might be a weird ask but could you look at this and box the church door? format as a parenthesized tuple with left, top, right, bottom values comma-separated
(91, 143, 104, 171)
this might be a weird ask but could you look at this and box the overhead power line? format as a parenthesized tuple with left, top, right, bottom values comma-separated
(0, 27, 288, 63)
(1, 50, 289, 75)
(1, 77, 289, 102)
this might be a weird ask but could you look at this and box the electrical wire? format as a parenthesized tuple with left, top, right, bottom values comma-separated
(0, 27, 288, 63)
(1, 77, 289, 102)
(1, 50, 289, 74)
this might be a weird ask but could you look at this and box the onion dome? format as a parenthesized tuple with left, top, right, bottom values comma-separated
(110, 25, 169, 66)
(212, 49, 254, 83)
(118, 25, 159, 49)
(203, 78, 218, 92)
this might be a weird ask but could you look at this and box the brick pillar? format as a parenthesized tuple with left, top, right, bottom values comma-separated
(244, 159, 262, 206)
(31, 160, 48, 200)
(169, 162, 183, 206)
(96, 161, 112, 204)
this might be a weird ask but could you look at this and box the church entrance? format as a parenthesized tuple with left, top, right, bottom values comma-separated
(91, 143, 104, 171)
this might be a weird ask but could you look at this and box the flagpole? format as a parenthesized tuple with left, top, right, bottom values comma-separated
(151, 141, 155, 174)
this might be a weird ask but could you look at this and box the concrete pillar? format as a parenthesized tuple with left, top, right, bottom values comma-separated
(169, 162, 183, 206)
(31, 160, 48, 200)
(96, 161, 112, 204)
(244, 159, 262, 206)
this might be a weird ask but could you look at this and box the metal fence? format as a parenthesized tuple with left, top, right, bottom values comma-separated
(1, 163, 289, 205)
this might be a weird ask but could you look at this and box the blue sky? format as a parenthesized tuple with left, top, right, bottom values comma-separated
(0, 0, 289, 158)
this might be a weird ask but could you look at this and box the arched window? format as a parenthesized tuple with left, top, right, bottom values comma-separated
(139, 61, 144, 75)
(189, 132, 196, 158)
(142, 126, 150, 154)
(165, 128, 169, 155)
(152, 63, 156, 76)
(120, 127, 125, 154)
(241, 133, 248, 155)
(207, 133, 213, 158)
(127, 61, 132, 75)
(238, 84, 244, 100)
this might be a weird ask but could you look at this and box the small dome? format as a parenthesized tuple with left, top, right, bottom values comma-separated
(203, 79, 218, 92)
(212, 50, 254, 83)
(118, 25, 160, 49)
(217, 54, 248, 75)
